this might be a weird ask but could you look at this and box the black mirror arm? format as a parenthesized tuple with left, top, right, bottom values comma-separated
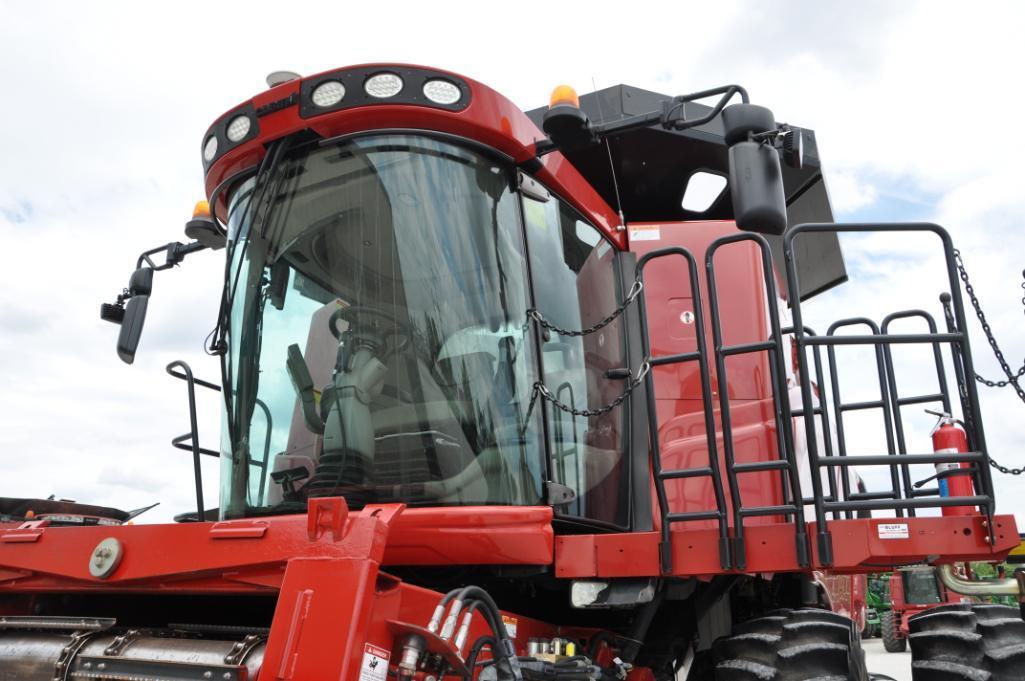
(136, 239, 208, 271)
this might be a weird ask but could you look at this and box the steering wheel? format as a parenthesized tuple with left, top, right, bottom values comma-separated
(328, 305, 411, 358)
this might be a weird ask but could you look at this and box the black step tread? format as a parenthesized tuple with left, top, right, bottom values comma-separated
(908, 609, 977, 634)
(715, 659, 777, 681)
(781, 621, 852, 647)
(907, 630, 985, 666)
(713, 632, 781, 665)
(910, 660, 991, 681)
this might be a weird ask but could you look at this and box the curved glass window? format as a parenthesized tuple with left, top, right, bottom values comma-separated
(220, 134, 543, 517)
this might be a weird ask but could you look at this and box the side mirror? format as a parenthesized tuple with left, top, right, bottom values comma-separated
(116, 267, 154, 364)
(728, 140, 787, 235)
(721, 103, 788, 235)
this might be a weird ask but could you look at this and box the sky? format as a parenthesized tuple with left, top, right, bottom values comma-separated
(1, 1, 1024, 529)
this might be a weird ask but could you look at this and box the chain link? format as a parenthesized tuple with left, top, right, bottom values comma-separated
(953, 249, 1025, 475)
(954, 249, 1025, 392)
(527, 279, 643, 337)
(525, 277, 649, 417)
(989, 460, 1025, 476)
(533, 361, 651, 418)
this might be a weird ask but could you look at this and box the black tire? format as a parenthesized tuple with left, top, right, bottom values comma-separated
(881, 610, 907, 653)
(712, 608, 868, 681)
(909, 603, 1025, 681)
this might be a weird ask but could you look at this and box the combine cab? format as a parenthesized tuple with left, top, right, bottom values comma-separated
(0, 65, 1021, 680)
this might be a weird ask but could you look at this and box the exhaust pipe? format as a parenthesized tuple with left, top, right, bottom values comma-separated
(937, 564, 1024, 598)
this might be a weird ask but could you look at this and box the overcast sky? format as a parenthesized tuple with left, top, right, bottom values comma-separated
(2, 1, 1024, 530)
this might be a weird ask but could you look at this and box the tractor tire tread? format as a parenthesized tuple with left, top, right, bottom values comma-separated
(881, 611, 907, 653)
(714, 609, 867, 681)
(909, 604, 1025, 681)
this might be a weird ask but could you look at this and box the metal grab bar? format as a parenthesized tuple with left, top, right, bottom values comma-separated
(166, 361, 212, 521)
(166, 361, 274, 513)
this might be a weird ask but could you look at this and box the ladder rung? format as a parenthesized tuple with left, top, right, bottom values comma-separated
(739, 504, 797, 517)
(666, 510, 722, 522)
(733, 460, 789, 473)
(720, 340, 775, 357)
(838, 399, 885, 412)
(659, 467, 713, 480)
(650, 351, 701, 366)
(848, 491, 898, 501)
(791, 407, 823, 417)
(896, 393, 945, 406)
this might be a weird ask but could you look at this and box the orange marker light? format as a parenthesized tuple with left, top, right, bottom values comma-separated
(192, 200, 211, 219)
(549, 85, 580, 109)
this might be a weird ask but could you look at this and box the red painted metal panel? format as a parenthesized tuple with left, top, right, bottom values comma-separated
(203, 63, 624, 248)
(0, 505, 553, 593)
(555, 515, 1020, 578)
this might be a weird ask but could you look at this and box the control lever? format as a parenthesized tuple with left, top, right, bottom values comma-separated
(271, 466, 310, 497)
(286, 344, 325, 434)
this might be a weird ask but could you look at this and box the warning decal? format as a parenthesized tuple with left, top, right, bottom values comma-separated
(359, 643, 390, 681)
(877, 523, 910, 540)
(502, 615, 518, 639)
(629, 227, 661, 242)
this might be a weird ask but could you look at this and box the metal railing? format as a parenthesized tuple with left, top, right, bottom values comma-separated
(639, 222, 995, 571)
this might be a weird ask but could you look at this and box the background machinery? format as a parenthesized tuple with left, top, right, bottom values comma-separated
(0, 64, 1021, 680)
(881, 566, 965, 653)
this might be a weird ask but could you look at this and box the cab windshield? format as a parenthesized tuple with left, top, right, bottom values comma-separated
(902, 569, 942, 605)
(220, 134, 544, 517)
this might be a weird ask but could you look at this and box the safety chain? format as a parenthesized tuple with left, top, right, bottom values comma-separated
(989, 459, 1025, 476)
(954, 250, 1025, 394)
(953, 249, 1025, 475)
(527, 279, 644, 337)
(532, 361, 651, 418)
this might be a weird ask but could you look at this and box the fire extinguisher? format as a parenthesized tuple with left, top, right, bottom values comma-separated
(928, 411, 977, 517)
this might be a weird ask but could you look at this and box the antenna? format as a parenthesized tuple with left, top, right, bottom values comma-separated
(592, 76, 626, 231)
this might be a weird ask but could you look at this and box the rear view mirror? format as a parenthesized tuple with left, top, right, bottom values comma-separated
(728, 140, 787, 235)
(116, 267, 154, 364)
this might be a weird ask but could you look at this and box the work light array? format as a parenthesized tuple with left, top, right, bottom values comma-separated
(202, 66, 471, 168)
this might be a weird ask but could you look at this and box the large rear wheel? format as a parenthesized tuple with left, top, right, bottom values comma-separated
(712, 608, 868, 681)
(881, 610, 907, 653)
(909, 603, 1025, 681)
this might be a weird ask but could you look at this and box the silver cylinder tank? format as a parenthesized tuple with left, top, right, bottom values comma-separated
(0, 630, 265, 681)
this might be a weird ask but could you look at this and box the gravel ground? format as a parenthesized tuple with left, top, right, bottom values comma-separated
(863, 637, 912, 681)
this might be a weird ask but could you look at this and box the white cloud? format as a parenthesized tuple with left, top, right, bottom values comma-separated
(824, 170, 878, 214)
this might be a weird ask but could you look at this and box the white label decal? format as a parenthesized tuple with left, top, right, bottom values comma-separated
(878, 523, 909, 540)
(502, 615, 518, 639)
(360, 643, 390, 681)
(629, 227, 661, 241)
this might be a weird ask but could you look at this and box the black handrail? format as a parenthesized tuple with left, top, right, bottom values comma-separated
(784, 223, 995, 565)
(635, 246, 730, 572)
(706, 233, 809, 570)
(167, 361, 274, 512)
(166, 361, 212, 521)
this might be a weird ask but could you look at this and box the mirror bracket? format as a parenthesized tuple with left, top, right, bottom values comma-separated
(102, 239, 210, 364)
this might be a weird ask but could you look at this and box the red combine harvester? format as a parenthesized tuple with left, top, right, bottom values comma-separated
(880, 566, 964, 654)
(0, 64, 1022, 680)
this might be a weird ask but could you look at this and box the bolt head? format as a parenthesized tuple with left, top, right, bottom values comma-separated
(88, 538, 123, 579)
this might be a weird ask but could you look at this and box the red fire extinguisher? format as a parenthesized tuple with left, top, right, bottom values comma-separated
(929, 411, 977, 517)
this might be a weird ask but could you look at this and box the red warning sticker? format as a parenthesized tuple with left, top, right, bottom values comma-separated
(359, 643, 390, 681)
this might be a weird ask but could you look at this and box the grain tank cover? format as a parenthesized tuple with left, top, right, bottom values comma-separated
(526, 84, 847, 300)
